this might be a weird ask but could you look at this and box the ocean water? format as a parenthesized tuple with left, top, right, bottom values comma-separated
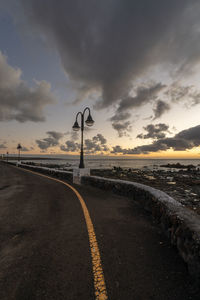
(9, 155, 200, 170)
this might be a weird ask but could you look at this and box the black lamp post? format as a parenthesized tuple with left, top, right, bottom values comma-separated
(72, 107, 94, 168)
(17, 143, 22, 162)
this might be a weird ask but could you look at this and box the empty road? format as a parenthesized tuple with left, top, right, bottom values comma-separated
(0, 162, 199, 300)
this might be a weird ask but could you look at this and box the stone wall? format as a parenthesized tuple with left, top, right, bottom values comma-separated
(17, 163, 73, 182)
(82, 175, 200, 284)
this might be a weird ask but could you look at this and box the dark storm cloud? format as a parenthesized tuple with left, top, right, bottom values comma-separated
(36, 131, 64, 150)
(112, 124, 200, 154)
(16, 0, 200, 110)
(115, 83, 166, 114)
(60, 133, 109, 153)
(0, 52, 55, 122)
(153, 100, 170, 120)
(137, 123, 169, 140)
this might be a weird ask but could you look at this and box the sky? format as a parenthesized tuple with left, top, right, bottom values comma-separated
(1, 0, 200, 158)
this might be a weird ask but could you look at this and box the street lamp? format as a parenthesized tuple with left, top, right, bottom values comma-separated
(17, 143, 22, 162)
(72, 107, 94, 168)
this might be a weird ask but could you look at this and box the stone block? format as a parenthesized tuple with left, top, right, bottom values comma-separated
(73, 168, 90, 184)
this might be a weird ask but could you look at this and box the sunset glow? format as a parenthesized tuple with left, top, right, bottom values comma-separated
(0, 1, 200, 158)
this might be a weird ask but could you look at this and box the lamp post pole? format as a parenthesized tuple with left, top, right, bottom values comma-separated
(72, 107, 94, 168)
(17, 144, 22, 162)
(80, 113, 84, 168)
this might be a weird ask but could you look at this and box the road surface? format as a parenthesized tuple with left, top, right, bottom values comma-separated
(0, 162, 199, 299)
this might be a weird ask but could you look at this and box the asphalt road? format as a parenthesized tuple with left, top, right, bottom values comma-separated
(0, 162, 199, 300)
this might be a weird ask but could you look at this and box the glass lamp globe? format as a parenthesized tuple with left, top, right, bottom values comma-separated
(85, 114, 94, 127)
(72, 121, 80, 131)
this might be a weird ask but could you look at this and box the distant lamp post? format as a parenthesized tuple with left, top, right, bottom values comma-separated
(6, 151, 9, 163)
(17, 143, 22, 161)
(72, 107, 94, 168)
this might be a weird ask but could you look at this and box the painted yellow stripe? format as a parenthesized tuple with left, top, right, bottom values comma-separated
(16, 166, 108, 300)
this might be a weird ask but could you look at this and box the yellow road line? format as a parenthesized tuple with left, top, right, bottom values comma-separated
(16, 166, 108, 300)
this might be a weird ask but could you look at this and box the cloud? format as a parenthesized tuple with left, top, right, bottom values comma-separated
(0, 51, 55, 122)
(110, 82, 166, 135)
(153, 100, 170, 119)
(111, 145, 124, 154)
(65, 130, 79, 141)
(92, 134, 107, 145)
(13, 0, 200, 111)
(110, 112, 131, 122)
(60, 140, 80, 152)
(190, 92, 200, 106)
(165, 83, 193, 103)
(40, 150, 47, 153)
(21, 146, 29, 151)
(85, 134, 109, 153)
(70, 131, 79, 141)
(0, 144, 6, 149)
(62, 127, 96, 152)
(110, 112, 134, 137)
(137, 123, 169, 140)
(112, 124, 200, 154)
(112, 121, 132, 137)
(176, 125, 200, 141)
(165, 82, 200, 107)
(36, 131, 64, 150)
(110, 81, 200, 132)
(46, 131, 63, 140)
(115, 83, 166, 114)
(60, 133, 109, 153)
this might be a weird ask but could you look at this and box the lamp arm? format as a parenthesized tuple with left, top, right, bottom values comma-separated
(83, 107, 90, 117)
(75, 111, 82, 122)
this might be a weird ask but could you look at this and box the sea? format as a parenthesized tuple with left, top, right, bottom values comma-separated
(6, 154, 200, 170)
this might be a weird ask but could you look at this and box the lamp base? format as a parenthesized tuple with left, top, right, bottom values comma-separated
(73, 168, 90, 184)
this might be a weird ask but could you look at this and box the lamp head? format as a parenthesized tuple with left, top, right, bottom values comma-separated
(85, 114, 94, 127)
(72, 121, 80, 131)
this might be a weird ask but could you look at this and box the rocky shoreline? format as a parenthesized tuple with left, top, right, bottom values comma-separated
(91, 166, 200, 215)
